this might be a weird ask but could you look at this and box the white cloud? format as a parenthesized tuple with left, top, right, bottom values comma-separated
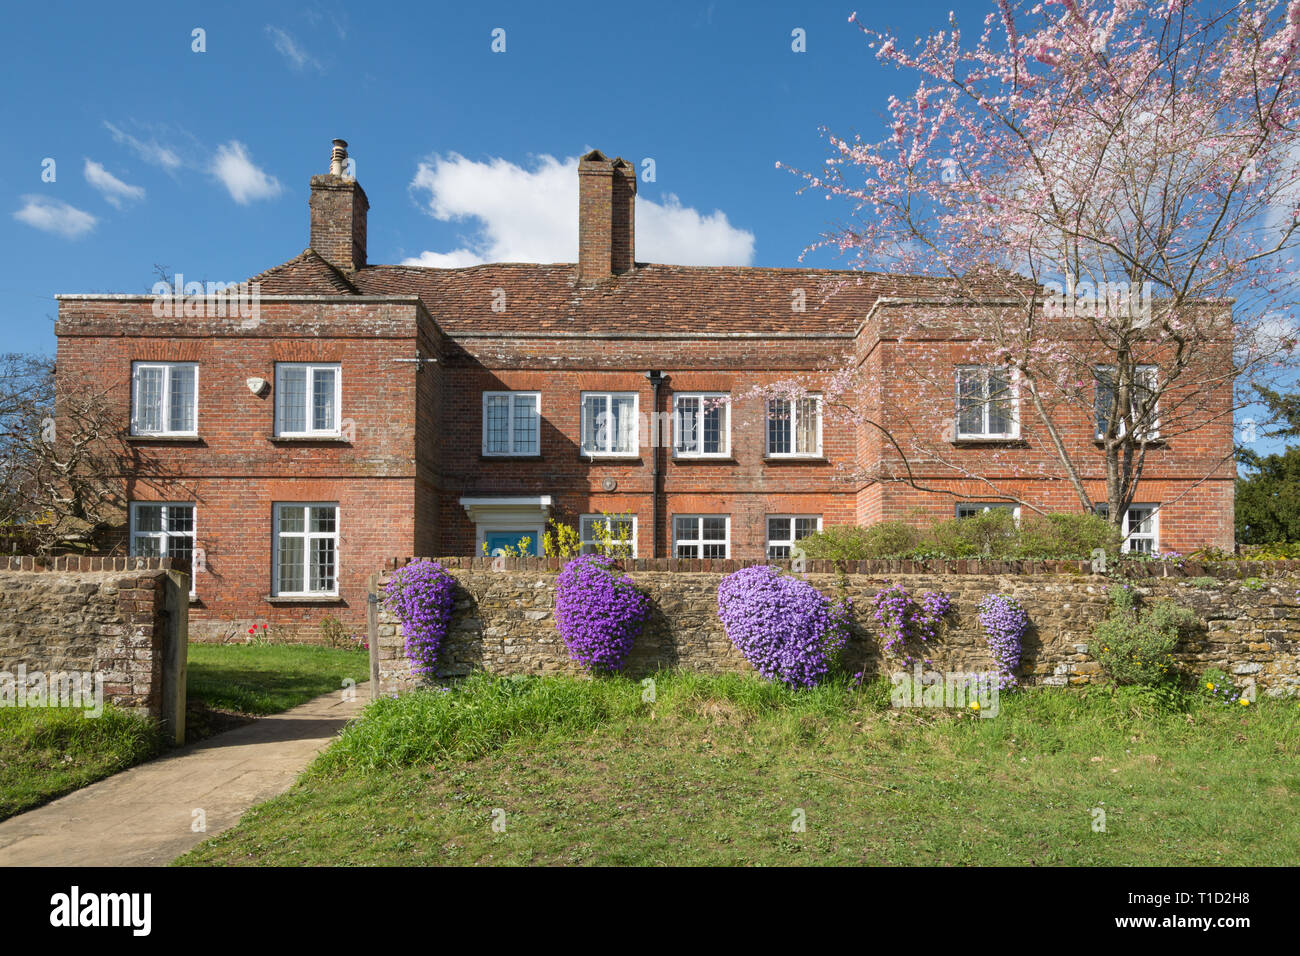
(265, 25, 322, 71)
(402, 152, 755, 267)
(83, 159, 145, 208)
(12, 196, 97, 238)
(103, 121, 182, 171)
(211, 141, 282, 204)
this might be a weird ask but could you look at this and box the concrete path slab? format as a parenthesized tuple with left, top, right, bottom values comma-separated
(0, 683, 368, 866)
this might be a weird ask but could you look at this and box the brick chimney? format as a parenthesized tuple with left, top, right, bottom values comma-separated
(309, 139, 368, 273)
(578, 149, 636, 283)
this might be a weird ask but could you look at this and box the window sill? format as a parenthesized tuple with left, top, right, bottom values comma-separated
(950, 437, 1028, 447)
(671, 456, 737, 464)
(125, 434, 203, 444)
(480, 454, 543, 461)
(267, 435, 351, 444)
(263, 594, 345, 605)
(1093, 438, 1165, 448)
(580, 454, 643, 462)
(763, 455, 828, 463)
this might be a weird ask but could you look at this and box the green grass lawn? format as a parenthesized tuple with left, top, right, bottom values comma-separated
(176, 672, 1300, 866)
(0, 705, 163, 821)
(186, 643, 370, 716)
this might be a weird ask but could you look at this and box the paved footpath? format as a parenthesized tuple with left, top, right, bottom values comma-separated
(0, 684, 368, 866)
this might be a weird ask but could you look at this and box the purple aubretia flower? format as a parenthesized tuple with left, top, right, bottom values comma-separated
(384, 560, 456, 679)
(717, 566, 848, 688)
(976, 593, 1027, 689)
(554, 554, 650, 673)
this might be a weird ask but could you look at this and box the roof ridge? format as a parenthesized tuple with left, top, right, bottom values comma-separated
(247, 248, 360, 294)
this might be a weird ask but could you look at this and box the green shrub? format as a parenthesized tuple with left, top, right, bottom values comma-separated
(1094, 586, 1199, 687)
(927, 509, 1019, 558)
(1016, 513, 1120, 558)
(798, 521, 921, 561)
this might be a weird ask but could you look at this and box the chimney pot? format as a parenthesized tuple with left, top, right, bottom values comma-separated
(330, 139, 348, 177)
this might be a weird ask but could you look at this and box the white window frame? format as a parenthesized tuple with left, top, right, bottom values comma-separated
(1094, 365, 1160, 440)
(129, 502, 197, 596)
(579, 513, 638, 556)
(274, 363, 342, 438)
(766, 515, 822, 560)
(765, 395, 823, 458)
(481, 391, 542, 457)
(673, 514, 730, 559)
(673, 392, 731, 458)
(272, 502, 340, 597)
(954, 502, 1023, 526)
(130, 362, 198, 436)
(955, 365, 1020, 439)
(580, 391, 640, 457)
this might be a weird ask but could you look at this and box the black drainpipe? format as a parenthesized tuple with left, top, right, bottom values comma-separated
(645, 370, 666, 558)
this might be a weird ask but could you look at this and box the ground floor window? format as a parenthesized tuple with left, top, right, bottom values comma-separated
(766, 515, 821, 560)
(1095, 503, 1160, 553)
(130, 502, 195, 594)
(273, 503, 338, 595)
(580, 514, 636, 556)
(955, 502, 1021, 524)
(674, 515, 729, 559)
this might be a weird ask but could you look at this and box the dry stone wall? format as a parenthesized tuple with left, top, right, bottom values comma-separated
(373, 558, 1300, 699)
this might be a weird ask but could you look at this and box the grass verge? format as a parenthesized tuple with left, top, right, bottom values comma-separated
(186, 643, 370, 717)
(0, 705, 163, 821)
(176, 672, 1300, 866)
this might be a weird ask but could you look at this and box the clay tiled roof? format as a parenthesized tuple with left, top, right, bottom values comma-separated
(250, 254, 1022, 335)
(250, 249, 360, 295)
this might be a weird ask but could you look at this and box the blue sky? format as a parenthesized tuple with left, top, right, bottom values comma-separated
(3, 0, 981, 357)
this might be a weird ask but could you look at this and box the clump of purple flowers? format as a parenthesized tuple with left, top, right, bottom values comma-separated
(384, 560, 456, 678)
(717, 566, 848, 688)
(554, 554, 650, 673)
(976, 593, 1028, 689)
(871, 583, 951, 665)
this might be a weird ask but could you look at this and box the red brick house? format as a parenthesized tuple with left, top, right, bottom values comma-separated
(54, 140, 1235, 639)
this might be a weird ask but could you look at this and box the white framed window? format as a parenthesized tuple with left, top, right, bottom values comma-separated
(129, 502, 196, 595)
(581, 391, 639, 456)
(482, 392, 541, 456)
(766, 515, 822, 560)
(955, 502, 1022, 525)
(1094, 365, 1159, 440)
(955, 366, 1019, 439)
(766, 396, 822, 457)
(272, 503, 339, 596)
(673, 515, 729, 559)
(673, 393, 730, 457)
(579, 513, 637, 556)
(131, 362, 197, 436)
(1097, 503, 1159, 553)
(275, 363, 341, 437)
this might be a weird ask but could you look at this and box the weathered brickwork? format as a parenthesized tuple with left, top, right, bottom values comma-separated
(0, 557, 188, 737)
(375, 559, 1299, 699)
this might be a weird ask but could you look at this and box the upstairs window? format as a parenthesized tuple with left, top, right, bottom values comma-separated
(483, 392, 541, 456)
(581, 392, 638, 456)
(766, 396, 822, 457)
(674, 393, 730, 457)
(1094, 365, 1159, 440)
(956, 366, 1018, 439)
(131, 362, 197, 436)
(276, 363, 340, 437)
(273, 503, 338, 596)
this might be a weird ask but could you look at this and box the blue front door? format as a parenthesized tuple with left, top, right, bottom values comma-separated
(485, 531, 539, 556)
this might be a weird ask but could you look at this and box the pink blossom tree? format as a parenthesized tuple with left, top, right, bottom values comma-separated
(773, 0, 1300, 537)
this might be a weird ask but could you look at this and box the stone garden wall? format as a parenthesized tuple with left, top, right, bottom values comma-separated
(0, 556, 189, 742)
(372, 557, 1300, 699)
